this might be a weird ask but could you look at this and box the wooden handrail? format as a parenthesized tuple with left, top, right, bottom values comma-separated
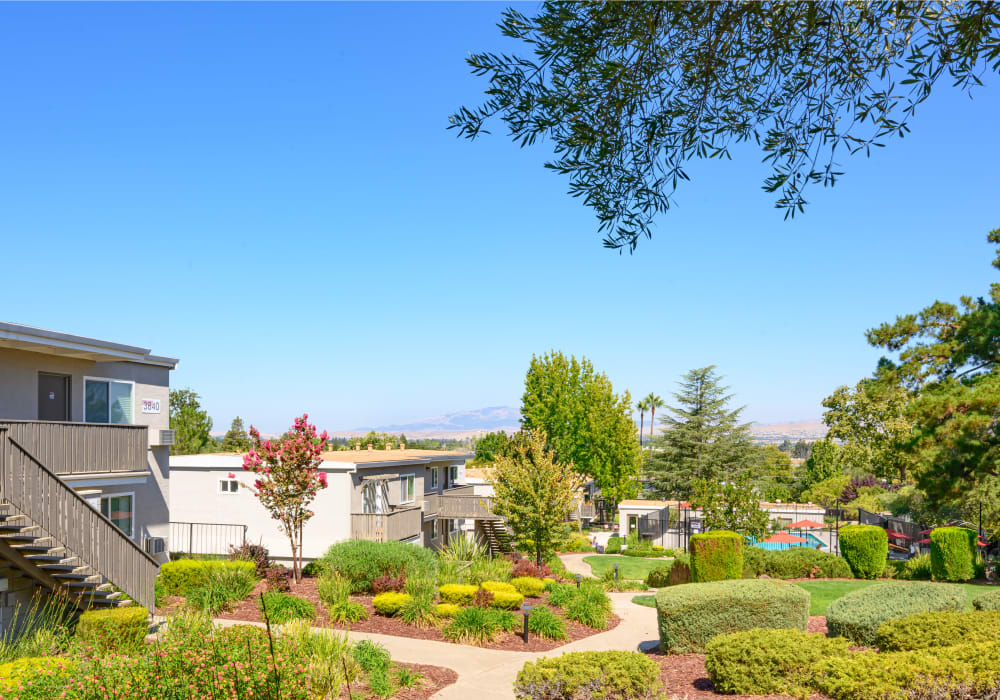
(0, 429, 158, 611)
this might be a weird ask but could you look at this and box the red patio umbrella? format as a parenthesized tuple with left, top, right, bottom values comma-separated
(919, 529, 935, 535)
(761, 532, 809, 544)
(786, 519, 826, 529)
(886, 529, 912, 540)
(917, 538, 931, 545)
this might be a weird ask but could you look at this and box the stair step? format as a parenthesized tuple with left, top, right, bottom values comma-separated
(51, 573, 91, 581)
(12, 543, 58, 553)
(38, 563, 76, 572)
(24, 554, 64, 563)
(62, 581, 100, 590)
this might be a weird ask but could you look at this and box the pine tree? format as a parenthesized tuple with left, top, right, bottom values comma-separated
(221, 416, 251, 453)
(648, 366, 756, 499)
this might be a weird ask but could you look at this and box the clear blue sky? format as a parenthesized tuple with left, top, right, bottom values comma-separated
(2, 2, 998, 433)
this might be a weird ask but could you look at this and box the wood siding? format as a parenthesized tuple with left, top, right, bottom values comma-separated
(350, 507, 422, 542)
(0, 420, 147, 474)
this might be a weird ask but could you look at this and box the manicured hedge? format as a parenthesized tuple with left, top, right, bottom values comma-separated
(645, 554, 691, 588)
(514, 651, 664, 700)
(481, 581, 517, 594)
(439, 583, 478, 605)
(742, 547, 852, 580)
(372, 591, 411, 616)
(825, 582, 964, 646)
(705, 628, 851, 696)
(973, 588, 1000, 611)
(605, 536, 622, 554)
(158, 560, 256, 596)
(320, 539, 436, 592)
(930, 527, 977, 582)
(511, 576, 546, 597)
(76, 606, 149, 653)
(491, 590, 525, 609)
(875, 610, 1000, 651)
(689, 531, 743, 582)
(655, 579, 809, 653)
(838, 524, 888, 580)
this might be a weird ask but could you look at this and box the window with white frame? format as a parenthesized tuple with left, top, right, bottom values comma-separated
(100, 493, 134, 537)
(429, 467, 439, 490)
(219, 479, 240, 495)
(430, 519, 438, 539)
(400, 474, 415, 504)
(85, 378, 134, 424)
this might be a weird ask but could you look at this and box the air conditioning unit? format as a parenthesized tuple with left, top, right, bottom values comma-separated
(145, 537, 166, 556)
(151, 430, 175, 447)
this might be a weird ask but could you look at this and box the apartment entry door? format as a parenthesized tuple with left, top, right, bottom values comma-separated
(38, 373, 71, 421)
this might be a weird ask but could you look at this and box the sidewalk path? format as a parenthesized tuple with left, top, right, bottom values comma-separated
(209, 590, 659, 699)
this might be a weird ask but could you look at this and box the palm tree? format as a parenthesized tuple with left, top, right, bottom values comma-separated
(636, 398, 650, 448)
(643, 392, 665, 460)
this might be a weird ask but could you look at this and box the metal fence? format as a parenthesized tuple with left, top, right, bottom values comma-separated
(169, 521, 248, 557)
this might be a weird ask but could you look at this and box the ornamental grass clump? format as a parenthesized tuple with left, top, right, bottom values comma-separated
(321, 539, 437, 593)
(442, 606, 518, 645)
(930, 527, 977, 582)
(185, 563, 257, 615)
(825, 581, 964, 646)
(689, 531, 743, 582)
(656, 579, 809, 653)
(260, 590, 316, 624)
(838, 524, 888, 579)
(514, 651, 664, 700)
(526, 606, 567, 640)
(565, 583, 613, 629)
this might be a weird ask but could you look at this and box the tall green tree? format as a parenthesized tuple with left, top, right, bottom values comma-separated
(801, 439, 843, 491)
(642, 392, 665, 461)
(220, 416, 251, 453)
(474, 431, 512, 462)
(521, 351, 641, 507)
(648, 366, 756, 499)
(636, 397, 649, 448)
(452, 3, 999, 251)
(169, 389, 213, 455)
(486, 430, 584, 567)
(754, 445, 795, 502)
(690, 472, 770, 542)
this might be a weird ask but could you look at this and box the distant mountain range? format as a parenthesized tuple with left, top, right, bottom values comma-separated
(328, 406, 828, 442)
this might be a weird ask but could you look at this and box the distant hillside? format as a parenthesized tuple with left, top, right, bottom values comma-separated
(330, 406, 520, 440)
(749, 420, 827, 443)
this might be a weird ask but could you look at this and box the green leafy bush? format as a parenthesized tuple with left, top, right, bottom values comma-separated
(645, 554, 691, 588)
(605, 536, 622, 554)
(320, 539, 436, 592)
(76, 607, 149, 654)
(372, 591, 412, 616)
(511, 576, 546, 597)
(259, 591, 315, 624)
(158, 560, 256, 596)
(900, 552, 933, 580)
(514, 651, 664, 700)
(656, 579, 809, 653)
(559, 534, 594, 552)
(973, 588, 1000, 611)
(689, 531, 743, 582)
(527, 606, 567, 640)
(439, 583, 479, 604)
(435, 603, 460, 617)
(0, 657, 77, 695)
(838, 524, 888, 580)
(742, 547, 852, 579)
(930, 527, 977, 582)
(442, 606, 517, 645)
(875, 610, 1000, 651)
(481, 580, 517, 594)
(705, 628, 851, 696)
(491, 590, 525, 609)
(825, 582, 965, 646)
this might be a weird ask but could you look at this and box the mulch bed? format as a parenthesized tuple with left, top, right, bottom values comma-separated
(215, 575, 619, 651)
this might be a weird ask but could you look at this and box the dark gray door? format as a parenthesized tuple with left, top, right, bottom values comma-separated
(38, 373, 70, 421)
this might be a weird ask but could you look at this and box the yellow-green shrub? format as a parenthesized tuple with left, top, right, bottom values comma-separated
(372, 592, 411, 616)
(158, 559, 256, 596)
(480, 581, 517, 594)
(514, 651, 663, 699)
(838, 525, 888, 580)
(491, 591, 525, 609)
(689, 531, 743, 582)
(973, 588, 1000, 611)
(930, 527, 977, 582)
(76, 606, 149, 653)
(0, 657, 77, 693)
(826, 582, 964, 646)
(435, 603, 460, 618)
(511, 577, 546, 597)
(874, 610, 1000, 651)
(439, 583, 478, 605)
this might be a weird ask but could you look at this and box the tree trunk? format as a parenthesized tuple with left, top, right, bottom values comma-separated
(649, 406, 656, 461)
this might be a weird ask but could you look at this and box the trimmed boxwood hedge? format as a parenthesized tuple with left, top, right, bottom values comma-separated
(742, 547, 852, 580)
(76, 606, 149, 653)
(825, 582, 964, 646)
(705, 628, 851, 696)
(875, 610, 1000, 651)
(973, 588, 1000, 611)
(655, 578, 809, 653)
(689, 530, 743, 582)
(930, 526, 977, 582)
(837, 524, 888, 580)
(514, 651, 664, 700)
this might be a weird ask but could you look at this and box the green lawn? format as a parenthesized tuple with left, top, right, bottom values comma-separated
(632, 580, 995, 615)
(583, 555, 665, 580)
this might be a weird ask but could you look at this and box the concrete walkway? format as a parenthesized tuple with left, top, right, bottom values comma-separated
(557, 552, 595, 579)
(210, 589, 658, 699)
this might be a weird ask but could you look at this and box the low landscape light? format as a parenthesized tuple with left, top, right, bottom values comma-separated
(522, 604, 532, 643)
(575, 573, 581, 588)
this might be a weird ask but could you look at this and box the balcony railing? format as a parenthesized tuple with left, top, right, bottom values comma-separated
(351, 507, 422, 542)
(438, 489, 497, 519)
(0, 420, 148, 475)
(422, 492, 440, 515)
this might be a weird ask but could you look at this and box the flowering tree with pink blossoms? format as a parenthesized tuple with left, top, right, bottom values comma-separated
(243, 414, 329, 582)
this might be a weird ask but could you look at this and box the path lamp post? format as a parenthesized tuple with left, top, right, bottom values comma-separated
(614, 564, 619, 581)
(522, 605, 532, 644)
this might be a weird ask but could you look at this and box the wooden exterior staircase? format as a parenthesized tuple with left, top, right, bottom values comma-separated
(0, 426, 158, 612)
(477, 519, 514, 557)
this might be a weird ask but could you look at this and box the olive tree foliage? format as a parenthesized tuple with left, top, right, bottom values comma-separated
(450, 2, 1000, 251)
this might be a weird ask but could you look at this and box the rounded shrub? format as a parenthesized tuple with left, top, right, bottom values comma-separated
(76, 606, 149, 653)
(930, 527, 977, 582)
(705, 628, 851, 696)
(825, 581, 964, 646)
(605, 536, 622, 554)
(480, 580, 517, 594)
(689, 531, 743, 582)
(491, 590, 525, 610)
(434, 603, 460, 618)
(0, 657, 77, 694)
(655, 578, 809, 653)
(320, 539, 436, 592)
(438, 583, 478, 605)
(514, 651, 664, 700)
(875, 610, 1000, 651)
(645, 555, 691, 588)
(838, 524, 888, 579)
(973, 588, 1000, 611)
(372, 591, 412, 616)
(511, 576, 546, 597)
